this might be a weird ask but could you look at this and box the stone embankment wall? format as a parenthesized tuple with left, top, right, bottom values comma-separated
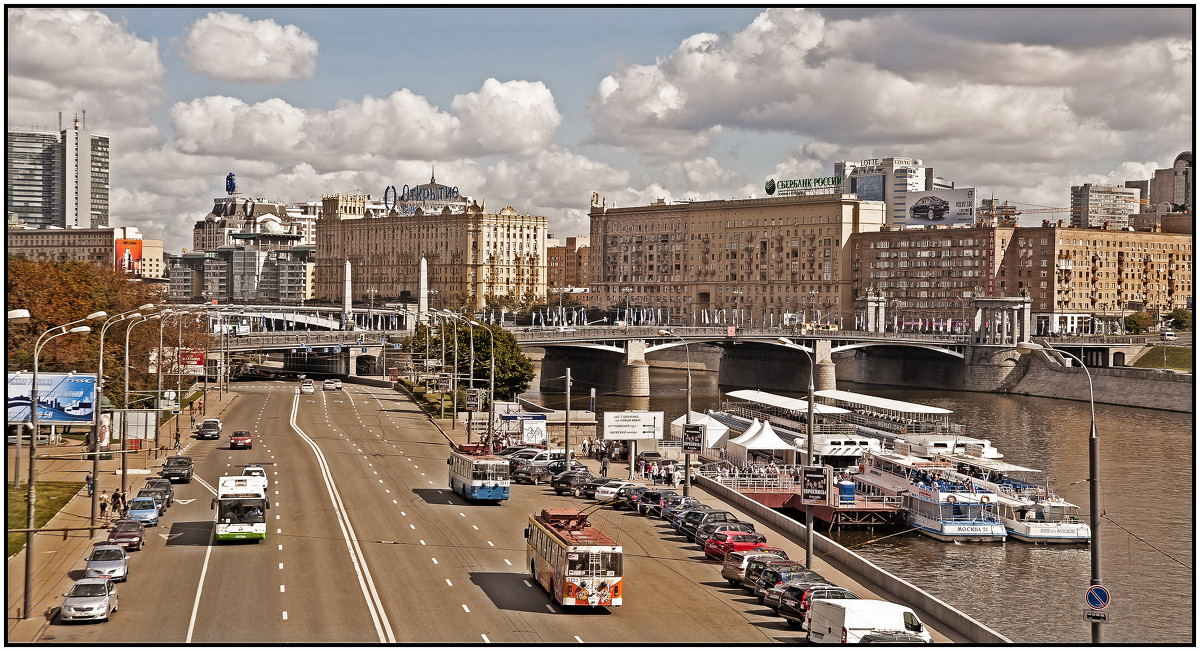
(1010, 349, 1193, 412)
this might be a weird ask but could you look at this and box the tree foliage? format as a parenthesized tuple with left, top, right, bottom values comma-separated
(6, 257, 205, 408)
(400, 317, 535, 404)
(1123, 311, 1154, 334)
(1167, 307, 1192, 331)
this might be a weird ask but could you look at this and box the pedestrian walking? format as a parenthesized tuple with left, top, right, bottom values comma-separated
(649, 462, 658, 485)
(600, 456, 609, 477)
(99, 491, 109, 521)
(112, 490, 125, 518)
(85, 472, 94, 497)
(174, 431, 182, 450)
(190, 413, 196, 429)
(581, 438, 590, 458)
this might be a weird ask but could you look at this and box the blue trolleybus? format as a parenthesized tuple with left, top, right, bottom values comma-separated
(448, 445, 511, 501)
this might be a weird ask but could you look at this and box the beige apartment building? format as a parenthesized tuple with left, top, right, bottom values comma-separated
(6, 226, 116, 268)
(587, 194, 887, 325)
(547, 236, 591, 306)
(850, 221, 1193, 334)
(314, 189, 549, 310)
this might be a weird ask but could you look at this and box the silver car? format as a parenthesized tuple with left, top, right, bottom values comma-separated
(84, 545, 129, 582)
(60, 578, 118, 622)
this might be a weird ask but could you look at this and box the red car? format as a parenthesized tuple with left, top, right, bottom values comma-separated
(230, 430, 252, 449)
(704, 530, 769, 561)
(106, 519, 145, 551)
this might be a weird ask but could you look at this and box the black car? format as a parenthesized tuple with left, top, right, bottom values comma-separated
(159, 455, 193, 483)
(636, 489, 675, 517)
(511, 462, 552, 485)
(615, 485, 647, 511)
(743, 559, 805, 595)
(778, 584, 858, 629)
(551, 471, 594, 496)
(753, 567, 827, 604)
(680, 509, 741, 542)
(143, 478, 174, 507)
(909, 196, 950, 220)
(545, 458, 586, 475)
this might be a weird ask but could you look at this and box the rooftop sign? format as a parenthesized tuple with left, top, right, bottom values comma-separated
(765, 176, 844, 197)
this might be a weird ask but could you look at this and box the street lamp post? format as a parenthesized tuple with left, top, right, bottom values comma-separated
(1017, 341, 1102, 644)
(91, 307, 150, 529)
(472, 320, 496, 448)
(155, 309, 177, 455)
(778, 337, 817, 569)
(659, 330, 693, 497)
(123, 314, 160, 495)
(25, 315, 101, 620)
(367, 288, 378, 330)
(731, 288, 744, 327)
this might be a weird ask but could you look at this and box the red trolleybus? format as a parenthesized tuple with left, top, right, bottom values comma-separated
(524, 508, 623, 607)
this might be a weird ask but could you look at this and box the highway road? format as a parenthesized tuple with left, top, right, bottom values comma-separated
(40, 380, 952, 644)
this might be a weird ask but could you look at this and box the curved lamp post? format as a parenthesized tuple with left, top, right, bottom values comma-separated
(1017, 340, 1102, 644)
(659, 330, 693, 496)
(122, 314, 161, 495)
(24, 314, 101, 620)
(471, 321, 496, 447)
(779, 337, 817, 569)
(91, 306, 152, 529)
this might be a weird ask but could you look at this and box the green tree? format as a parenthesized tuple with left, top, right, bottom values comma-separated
(1167, 307, 1192, 332)
(1124, 311, 1154, 334)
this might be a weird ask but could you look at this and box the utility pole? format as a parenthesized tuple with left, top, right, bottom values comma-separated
(564, 367, 572, 463)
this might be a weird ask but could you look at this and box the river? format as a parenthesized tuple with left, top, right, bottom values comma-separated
(521, 365, 1194, 644)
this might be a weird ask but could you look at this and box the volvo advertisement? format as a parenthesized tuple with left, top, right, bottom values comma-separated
(902, 188, 976, 227)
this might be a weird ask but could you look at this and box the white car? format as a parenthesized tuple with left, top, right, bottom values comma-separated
(323, 379, 337, 391)
(333, 378, 343, 389)
(595, 481, 638, 501)
(300, 380, 314, 394)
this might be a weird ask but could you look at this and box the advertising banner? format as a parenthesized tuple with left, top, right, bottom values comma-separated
(180, 349, 206, 376)
(7, 373, 98, 425)
(901, 188, 976, 227)
(801, 466, 832, 506)
(116, 239, 143, 276)
(500, 413, 548, 445)
(110, 409, 158, 441)
(681, 423, 705, 453)
(602, 411, 663, 440)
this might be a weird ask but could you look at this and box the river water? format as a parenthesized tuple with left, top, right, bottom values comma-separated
(522, 366, 1194, 644)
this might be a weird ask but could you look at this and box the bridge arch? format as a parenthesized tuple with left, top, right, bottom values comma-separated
(833, 341, 965, 359)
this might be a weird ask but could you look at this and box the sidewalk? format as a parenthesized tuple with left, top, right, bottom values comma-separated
(5, 388, 239, 642)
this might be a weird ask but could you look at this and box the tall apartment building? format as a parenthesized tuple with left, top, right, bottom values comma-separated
(5, 114, 109, 228)
(849, 222, 1192, 334)
(1070, 184, 1141, 229)
(587, 194, 886, 326)
(314, 184, 548, 310)
(834, 156, 955, 227)
(547, 236, 591, 306)
(1147, 151, 1193, 211)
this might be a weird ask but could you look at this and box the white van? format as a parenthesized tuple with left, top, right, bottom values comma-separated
(1162, 330, 1177, 341)
(806, 598, 932, 643)
(526, 449, 568, 467)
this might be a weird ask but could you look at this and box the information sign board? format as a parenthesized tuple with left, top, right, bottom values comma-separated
(681, 423, 704, 453)
(602, 411, 663, 440)
(801, 466, 831, 506)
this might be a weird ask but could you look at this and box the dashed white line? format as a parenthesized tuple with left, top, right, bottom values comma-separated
(487, 541, 494, 547)
(432, 558, 438, 565)
(278, 563, 283, 569)
(462, 604, 470, 613)
(481, 634, 489, 643)
(280, 585, 286, 593)
(574, 636, 584, 644)
(504, 559, 511, 566)
(472, 525, 478, 530)
(523, 580, 533, 588)
(282, 611, 288, 620)
(445, 579, 453, 587)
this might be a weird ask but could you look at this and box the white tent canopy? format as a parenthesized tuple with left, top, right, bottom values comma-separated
(726, 389, 851, 415)
(727, 420, 797, 466)
(728, 418, 762, 446)
(814, 389, 951, 415)
(669, 411, 730, 448)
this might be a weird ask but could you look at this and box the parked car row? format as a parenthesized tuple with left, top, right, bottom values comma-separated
(63, 456, 200, 624)
(544, 467, 933, 643)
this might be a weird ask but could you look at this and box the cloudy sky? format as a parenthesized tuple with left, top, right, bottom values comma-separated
(7, 7, 1192, 253)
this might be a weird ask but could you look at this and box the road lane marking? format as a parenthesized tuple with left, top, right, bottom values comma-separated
(459, 512, 466, 518)
(472, 525, 478, 530)
(462, 604, 470, 613)
(280, 585, 285, 593)
(481, 634, 489, 643)
(184, 523, 216, 643)
(487, 541, 494, 547)
(420, 540, 426, 545)
(410, 524, 416, 529)
(445, 579, 453, 587)
(504, 559, 511, 566)
(546, 605, 555, 613)
(575, 636, 584, 643)
(279, 563, 283, 569)
(432, 558, 438, 565)
(290, 392, 395, 642)
(282, 611, 287, 620)
(279, 545, 283, 551)
(523, 580, 532, 588)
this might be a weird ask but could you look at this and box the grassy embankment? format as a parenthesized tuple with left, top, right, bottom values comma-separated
(1130, 345, 1192, 371)
(7, 481, 81, 557)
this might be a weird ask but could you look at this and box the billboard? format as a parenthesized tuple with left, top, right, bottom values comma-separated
(901, 188, 976, 227)
(180, 349, 206, 375)
(765, 176, 844, 197)
(116, 239, 143, 276)
(499, 413, 547, 445)
(7, 373, 98, 425)
(801, 466, 832, 506)
(602, 411, 663, 440)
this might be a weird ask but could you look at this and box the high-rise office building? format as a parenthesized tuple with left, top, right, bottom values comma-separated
(834, 156, 954, 227)
(5, 113, 110, 228)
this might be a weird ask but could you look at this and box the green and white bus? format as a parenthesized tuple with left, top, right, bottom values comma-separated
(211, 475, 268, 541)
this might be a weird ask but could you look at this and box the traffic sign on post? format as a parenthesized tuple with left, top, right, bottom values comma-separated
(1085, 585, 1110, 610)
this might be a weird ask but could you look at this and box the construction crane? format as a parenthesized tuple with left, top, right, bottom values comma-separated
(977, 196, 1070, 226)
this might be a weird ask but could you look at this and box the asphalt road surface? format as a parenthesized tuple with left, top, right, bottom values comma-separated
(41, 380, 950, 644)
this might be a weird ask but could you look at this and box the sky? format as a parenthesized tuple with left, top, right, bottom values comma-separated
(6, 6, 1193, 253)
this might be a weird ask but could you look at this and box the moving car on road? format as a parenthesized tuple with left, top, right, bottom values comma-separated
(197, 418, 222, 440)
(230, 429, 253, 449)
(159, 455, 193, 483)
(323, 379, 338, 391)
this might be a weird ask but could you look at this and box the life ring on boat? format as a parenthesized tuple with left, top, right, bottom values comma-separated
(945, 495, 957, 503)
(979, 495, 991, 504)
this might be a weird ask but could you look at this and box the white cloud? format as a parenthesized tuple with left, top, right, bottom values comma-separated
(451, 79, 562, 157)
(176, 12, 318, 82)
(665, 157, 746, 191)
(6, 8, 165, 131)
